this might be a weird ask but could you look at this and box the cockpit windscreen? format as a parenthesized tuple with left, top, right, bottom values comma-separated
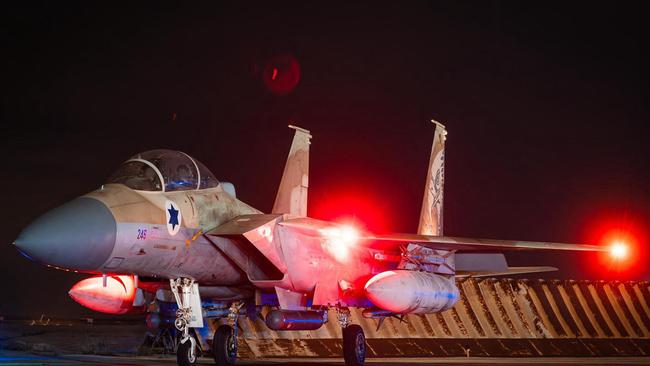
(107, 149, 219, 192)
(108, 161, 163, 191)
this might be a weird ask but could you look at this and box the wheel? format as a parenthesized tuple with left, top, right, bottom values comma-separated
(213, 324, 237, 366)
(177, 337, 198, 366)
(343, 324, 366, 366)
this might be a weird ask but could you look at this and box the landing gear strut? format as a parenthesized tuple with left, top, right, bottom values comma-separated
(213, 302, 242, 366)
(170, 278, 201, 366)
(337, 307, 366, 366)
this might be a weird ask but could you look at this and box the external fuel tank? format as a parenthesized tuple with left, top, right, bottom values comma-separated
(364, 270, 459, 314)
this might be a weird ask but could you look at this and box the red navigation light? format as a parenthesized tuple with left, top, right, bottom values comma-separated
(319, 224, 360, 263)
(338, 225, 360, 246)
(597, 229, 638, 271)
(320, 225, 359, 245)
(609, 241, 629, 260)
(342, 226, 359, 242)
(583, 215, 645, 279)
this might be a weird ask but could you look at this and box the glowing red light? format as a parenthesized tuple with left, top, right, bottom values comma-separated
(340, 226, 360, 244)
(319, 225, 360, 262)
(262, 54, 300, 95)
(69, 275, 144, 315)
(582, 214, 646, 279)
(596, 229, 638, 272)
(320, 225, 359, 245)
(310, 187, 389, 233)
(609, 241, 629, 260)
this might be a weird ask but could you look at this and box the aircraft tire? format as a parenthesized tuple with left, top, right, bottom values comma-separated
(213, 324, 237, 366)
(177, 337, 197, 366)
(342, 324, 366, 366)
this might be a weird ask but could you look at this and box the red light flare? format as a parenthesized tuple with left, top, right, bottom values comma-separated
(262, 54, 300, 95)
(609, 241, 629, 260)
(582, 216, 646, 279)
(309, 187, 391, 234)
(318, 225, 360, 263)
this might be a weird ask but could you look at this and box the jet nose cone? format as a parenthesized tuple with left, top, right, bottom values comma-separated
(15, 197, 116, 270)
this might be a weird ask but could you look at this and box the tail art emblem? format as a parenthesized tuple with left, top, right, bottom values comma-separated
(418, 120, 446, 236)
(166, 200, 182, 236)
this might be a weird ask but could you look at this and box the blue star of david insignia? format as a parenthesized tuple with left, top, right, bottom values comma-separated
(168, 204, 179, 230)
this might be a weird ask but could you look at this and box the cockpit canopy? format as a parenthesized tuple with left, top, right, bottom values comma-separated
(107, 150, 219, 192)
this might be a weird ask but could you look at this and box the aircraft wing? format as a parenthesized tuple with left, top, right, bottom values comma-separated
(455, 266, 558, 278)
(278, 217, 606, 253)
(360, 233, 604, 252)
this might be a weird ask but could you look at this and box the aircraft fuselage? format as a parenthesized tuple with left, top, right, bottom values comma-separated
(16, 182, 259, 286)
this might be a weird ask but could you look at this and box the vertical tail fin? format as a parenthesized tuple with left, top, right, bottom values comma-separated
(272, 125, 311, 217)
(418, 120, 447, 236)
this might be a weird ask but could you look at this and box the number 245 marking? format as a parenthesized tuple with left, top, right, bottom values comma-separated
(137, 229, 147, 240)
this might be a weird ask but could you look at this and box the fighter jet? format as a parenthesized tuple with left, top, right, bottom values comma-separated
(14, 122, 608, 366)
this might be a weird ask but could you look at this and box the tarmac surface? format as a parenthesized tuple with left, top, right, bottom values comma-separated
(1, 353, 650, 366)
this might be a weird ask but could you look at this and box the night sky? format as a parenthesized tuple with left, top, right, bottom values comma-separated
(1, 3, 648, 318)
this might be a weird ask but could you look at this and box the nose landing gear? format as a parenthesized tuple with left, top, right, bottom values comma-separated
(170, 278, 203, 366)
(177, 334, 198, 366)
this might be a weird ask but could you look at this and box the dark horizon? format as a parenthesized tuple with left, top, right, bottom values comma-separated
(1, 3, 648, 318)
